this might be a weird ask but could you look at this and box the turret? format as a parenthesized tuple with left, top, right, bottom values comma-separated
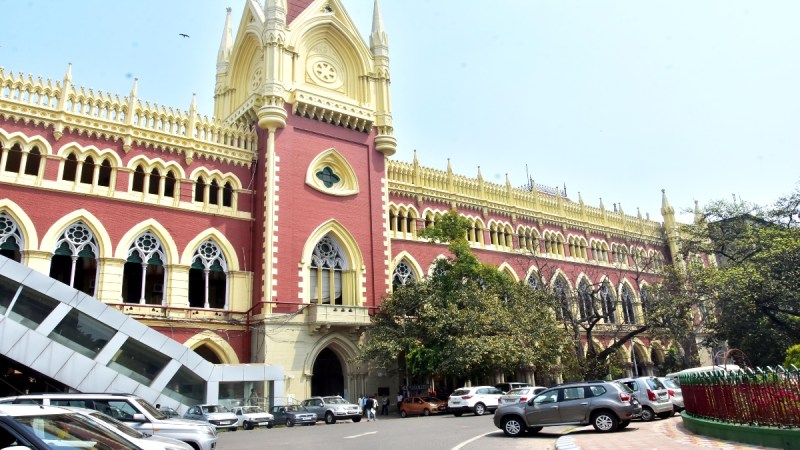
(370, 0, 396, 156)
(216, 7, 233, 75)
(660, 189, 682, 266)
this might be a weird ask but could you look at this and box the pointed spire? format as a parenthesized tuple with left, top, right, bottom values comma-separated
(599, 197, 605, 211)
(694, 200, 703, 224)
(190, 93, 197, 114)
(370, 0, 389, 57)
(217, 7, 234, 74)
(578, 192, 584, 205)
(413, 149, 419, 166)
(446, 158, 452, 173)
(63, 63, 72, 83)
(130, 78, 138, 98)
(637, 207, 642, 220)
(476, 166, 483, 181)
(661, 189, 674, 215)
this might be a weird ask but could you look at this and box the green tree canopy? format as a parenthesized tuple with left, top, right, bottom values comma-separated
(359, 210, 569, 382)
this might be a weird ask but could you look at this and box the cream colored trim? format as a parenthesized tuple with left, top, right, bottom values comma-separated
(114, 219, 180, 263)
(305, 148, 359, 196)
(184, 330, 240, 364)
(180, 229, 241, 271)
(39, 209, 113, 258)
(0, 199, 39, 249)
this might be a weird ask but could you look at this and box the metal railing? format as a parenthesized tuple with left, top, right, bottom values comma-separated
(680, 365, 800, 428)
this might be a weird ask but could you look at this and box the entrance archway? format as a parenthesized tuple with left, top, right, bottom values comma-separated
(311, 348, 344, 397)
(194, 344, 223, 364)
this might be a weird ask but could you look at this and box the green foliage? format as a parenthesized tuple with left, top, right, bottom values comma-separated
(784, 344, 800, 368)
(681, 184, 800, 367)
(359, 209, 570, 382)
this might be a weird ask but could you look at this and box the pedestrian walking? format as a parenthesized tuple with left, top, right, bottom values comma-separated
(367, 395, 378, 421)
(381, 394, 389, 415)
(396, 391, 404, 414)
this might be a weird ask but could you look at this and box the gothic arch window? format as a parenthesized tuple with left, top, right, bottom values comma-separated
(621, 284, 637, 324)
(132, 165, 146, 192)
(305, 149, 359, 196)
(577, 280, 592, 319)
(79, 156, 95, 184)
(164, 170, 176, 198)
(0, 211, 23, 262)
(23, 146, 42, 176)
(148, 168, 160, 195)
(222, 182, 233, 207)
(309, 235, 348, 305)
(392, 260, 416, 287)
(526, 272, 540, 290)
(600, 282, 616, 324)
(640, 286, 650, 316)
(209, 180, 220, 205)
(49, 221, 98, 296)
(188, 239, 228, 309)
(97, 159, 112, 187)
(62, 153, 78, 181)
(3, 144, 22, 173)
(194, 177, 206, 202)
(553, 276, 569, 320)
(122, 231, 166, 305)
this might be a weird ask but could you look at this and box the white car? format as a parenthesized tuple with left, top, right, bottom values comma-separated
(498, 386, 548, 406)
(447, 386, 504, 416)
(659, 377, 684, 412)
(72, 408, 193, 450)
(184, 404, 239, 431)
(231, 406, 275, 430)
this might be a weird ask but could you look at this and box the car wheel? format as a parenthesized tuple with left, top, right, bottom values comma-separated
(474, 403, 486, 416)
(286, 418, 294, 427)
(501, 416, 525, 437)
(267, 423, 273, 429)
(423, 408, 430, 417)
(243, 422, 252, 430)
(352, 416, 362, 423)
(640, 407, 655, 422)
(657, 411, 673, 420)
(400, 410, 407, 418)
(591, 411, 619, 432)
(618, 420, 631, 429)
(453, 412, 463, 417)
(325, 412, 336, 424)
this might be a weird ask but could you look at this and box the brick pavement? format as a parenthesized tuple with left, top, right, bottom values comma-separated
(555, 417, 779, 450)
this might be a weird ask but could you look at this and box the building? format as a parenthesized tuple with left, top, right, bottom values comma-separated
(0, 0, 683, 407)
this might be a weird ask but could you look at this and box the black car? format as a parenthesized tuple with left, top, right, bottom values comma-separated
(269, 405, 318, 427)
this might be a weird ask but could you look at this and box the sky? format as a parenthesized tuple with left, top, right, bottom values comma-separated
(2, 0, 799, 223)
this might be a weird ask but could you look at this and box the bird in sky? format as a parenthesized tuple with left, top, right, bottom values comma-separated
(179, 33, 190, 38)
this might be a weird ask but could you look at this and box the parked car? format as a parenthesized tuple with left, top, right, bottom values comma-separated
(184, 404, 239, 431)
(231, 405, 274, 430)
(0, 404, 145, 450)
(399, 396, 447, 417)
(493, 380, 641, 436)
(659, 377, 684, 412)
(73, 408, 193, 450)
(0, 393, 217, 450)
(300, 396, 362, 424)
(616, 376, 674, 421)
(269, 404, 317, 427)
(495, 382, 530, 393)
(447, 386, 504, 416)
(498, 386, 547, 406)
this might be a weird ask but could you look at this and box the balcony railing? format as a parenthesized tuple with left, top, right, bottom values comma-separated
(305, 303, 371, 333)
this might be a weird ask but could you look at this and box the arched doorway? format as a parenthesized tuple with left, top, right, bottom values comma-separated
(311, 348, 344, 397)
(194, 344, 223, 364)
(631, 343, 649, 377)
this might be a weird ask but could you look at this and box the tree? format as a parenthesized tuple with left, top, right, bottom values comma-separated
(358, 210, 569, 384)
(680, 185, 800, 367)
(513, 239, 700, 381)
(785, 344, 800, 368)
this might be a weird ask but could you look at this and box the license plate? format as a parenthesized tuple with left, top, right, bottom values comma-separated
(258, 422, 268, 426)
(451, 401, 460, 404)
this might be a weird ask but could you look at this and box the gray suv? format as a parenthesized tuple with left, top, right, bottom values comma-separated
(493, 381, 641, 436)
(300, 396, 362, 424)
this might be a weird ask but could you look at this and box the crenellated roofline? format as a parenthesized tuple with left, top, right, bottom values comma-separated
(0, 66, 257, 167)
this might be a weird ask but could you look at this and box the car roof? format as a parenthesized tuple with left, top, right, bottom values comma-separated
(0, 404, 74, 417)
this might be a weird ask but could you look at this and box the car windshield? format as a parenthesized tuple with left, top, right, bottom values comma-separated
(242, 406, 263, 414)
(662, 378, 679, 389)
(323, 397, 348, 404)
(134, 398, 166, 420)
(421, 397, 439, 403)
(646, 378, 666, 390)
(15, 412, 142, 450)
(451, 389, 470, 396)
(202, 405, 229, 413)
(88, 411, 144, 439)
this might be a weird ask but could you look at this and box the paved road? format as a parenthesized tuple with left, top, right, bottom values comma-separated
(216, 412, 777, 450)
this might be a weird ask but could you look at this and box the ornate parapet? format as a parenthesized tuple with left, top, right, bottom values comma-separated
(0, 67, 257, 167)
(387, 159, 664, 244)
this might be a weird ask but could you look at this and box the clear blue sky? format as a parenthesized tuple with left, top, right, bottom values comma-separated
(2, 0, 799, 223)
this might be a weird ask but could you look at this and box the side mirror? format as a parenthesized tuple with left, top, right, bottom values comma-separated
(527, 399, 535, 406)
(132, 413, 148, 422)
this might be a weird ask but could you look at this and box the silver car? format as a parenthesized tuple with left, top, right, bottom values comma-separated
(660, 377, 684, 412)
(494, 381, 641, 436)
(184, 404, 239, 431)
(498, 386, 547, 406)
(616, 377, 674, 421)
